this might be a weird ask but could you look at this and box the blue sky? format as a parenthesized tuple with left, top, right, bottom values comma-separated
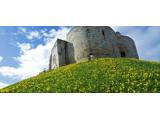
(0, 26, 160, 88)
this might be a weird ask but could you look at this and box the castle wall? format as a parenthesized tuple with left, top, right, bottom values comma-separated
(49, 39, 76, 70)
(67, 42, 75, 64)
(49, 26, 139, 69)
(87, 26, 120, 58)
(57, 40, 69, 66)
(116, 32, 139, 59)
(67, 26, 121, 62)
(49, 42, 59, 70)
(67, 27, 90, 62)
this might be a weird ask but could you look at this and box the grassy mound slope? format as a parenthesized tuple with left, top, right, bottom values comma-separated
(0, 58, 160, 93)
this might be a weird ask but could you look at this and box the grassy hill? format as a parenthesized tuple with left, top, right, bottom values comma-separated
(0, 58, 160, 93)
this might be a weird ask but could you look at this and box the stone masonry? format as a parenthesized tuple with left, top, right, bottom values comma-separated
(49, 26, 139, 70)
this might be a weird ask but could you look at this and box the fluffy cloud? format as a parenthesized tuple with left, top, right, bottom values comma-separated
(17, 43, 32, 53)
(26, 31, 41, 40)
(112, 26, 160, 61)
(18, 27, 42, 40)
(19, 27, 27, 33)
(0, 56, 3, 63)
(18, 27, 70, 41)
(0, 82, 8, 88)
(0, 27, 71, 80)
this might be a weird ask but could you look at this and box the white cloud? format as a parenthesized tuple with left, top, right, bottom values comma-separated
(19, 27, 27, 33)
(17, 43, 32, 53)
(26, 31, 41, 40)
(43, 27, 69, 41)
(0, 82, 8, 88)
(0, 27, 71, 80)
(0, 56, 3, 62)
(18, 27, 42, 40)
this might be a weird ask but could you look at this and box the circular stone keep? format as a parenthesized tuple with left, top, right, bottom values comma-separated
(67, 26, 122, 62)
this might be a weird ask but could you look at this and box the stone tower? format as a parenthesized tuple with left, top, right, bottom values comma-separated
(49, 26, 139, 70)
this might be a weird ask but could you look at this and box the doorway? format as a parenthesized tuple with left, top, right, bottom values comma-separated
(120, 51, 126, 57)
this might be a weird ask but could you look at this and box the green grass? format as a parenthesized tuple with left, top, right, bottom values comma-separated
(0, 58, 160, 93)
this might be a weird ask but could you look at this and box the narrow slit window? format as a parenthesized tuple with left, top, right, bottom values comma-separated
(86, 29, 90, 38)
(102, 30, 105, 39)
(87, 29, 90, 33)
